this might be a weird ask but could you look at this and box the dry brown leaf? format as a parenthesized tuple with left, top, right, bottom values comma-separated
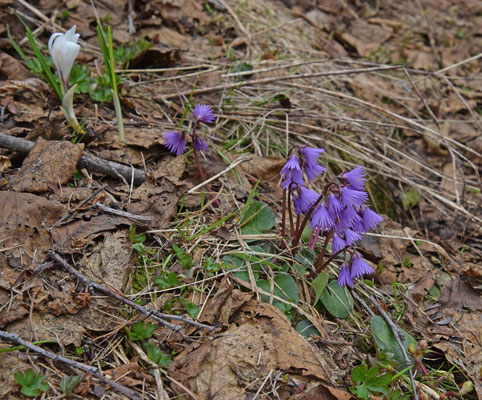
(10, 138, 84, 192)
(169, 301, 330, 399)
(339, 19, 393, 57)
(0, 191, 64, 266)
(51, 215, 131, 252)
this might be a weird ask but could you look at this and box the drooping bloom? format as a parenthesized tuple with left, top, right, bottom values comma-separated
(339, 166, 366, 191)
(193, 136, 208, 152)
(340, 186, 368, 208)
(193, 104, 215, 123)
(310, 204, 334, 230)
(361, 207, 384, 231)
(293, 187, 319, 215)
(332, 234, 346, 253)
(337, 263, 354, 287)
(281, 155, 304, 190)
(299, 146, 326, 181)
(328, 193, 343, 214)
(163, 131, 186, 156)
(344, 228, 362, 246)
(350, 251, 374, 279)
(48, 25, 80, 91)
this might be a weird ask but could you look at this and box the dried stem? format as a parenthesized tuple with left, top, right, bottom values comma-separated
(0, 329, 142, 400)
(49, 251, 215, 343)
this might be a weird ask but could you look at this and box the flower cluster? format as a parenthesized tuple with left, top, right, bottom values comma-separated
(163, 104, 214, 156)
(281, 146, 383, 287)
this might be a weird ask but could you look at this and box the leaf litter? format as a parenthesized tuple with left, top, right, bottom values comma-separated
(0, 0, 481, 399)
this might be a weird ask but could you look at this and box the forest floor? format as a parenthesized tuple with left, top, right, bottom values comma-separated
(0, 0, 481, 399)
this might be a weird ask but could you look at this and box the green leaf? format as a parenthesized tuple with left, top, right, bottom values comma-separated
(295, 319, 319, 338)
(144, 339, 172, 368)
(274, 274, 299, 304)
(240, 201, 275, 235)
(257, 274, 299, 315)
(402, 187, 421, 210)
(311, 272, 328, 305)
(172, 244, 192, 269)
(371, 316, 416, 369)
(14, 369, 49, 397)
(319, 280, 354, 318)
(125, 321, 157, 341)
(351, 364, 368, 383)
(154, 272, 179, 290)
(60, 376, 81, 395)
(180, 298, 199, 318)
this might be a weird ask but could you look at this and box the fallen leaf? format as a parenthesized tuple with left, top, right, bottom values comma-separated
(10, 138, 84, 193)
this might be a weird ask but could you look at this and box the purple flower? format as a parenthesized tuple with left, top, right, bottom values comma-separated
(332, 234, 346, 253)
(336, 206, 361, 231)
(304, 162, 326, 181)
(352, 219, 366, 233)
(344, 228, 361, 245)
(350, 252, 374, 279)
(193, 104, 215, 123)
(293, 187, 319, 215)
(299, 146, 326, 181)
(340, 166, 366, 190)
(338, 263, 354, 287)
(281, 155, 301, 176)
(193, 136, 208, 152)
(328, 194, 343, 214)
(362, 207, 383, 231)
(340, 187, 368, 208)
(163, 131, 186, 156)
(310, 204, 334, 230)
(281, 155, 304, 190)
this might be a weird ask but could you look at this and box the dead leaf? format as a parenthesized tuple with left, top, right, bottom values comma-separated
(0, 191, 64, 266)
(51, 215, 131, 252)
(0, 155, 11, 172)
(439, 275, 481, 311)
(169, 301, 330, 399)
(10, 138, 84, 193)
(339, 19, 393, 57)
(0, 52, 31, 80)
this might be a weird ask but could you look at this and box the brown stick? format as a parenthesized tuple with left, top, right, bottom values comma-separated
(0, 132, 146, 185)
(49, 251, 214, 339)
(0, 329, 142, 400)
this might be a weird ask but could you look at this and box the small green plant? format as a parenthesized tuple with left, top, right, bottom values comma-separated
(154, 271, 180, 290)
(143, 339, 172, 368)
(125, 321, 157, 341)
(14, 369, 50, 397)
(179, 297, 199, 318)
(60, 375, 81, 395)
(350, 363, 395, 399)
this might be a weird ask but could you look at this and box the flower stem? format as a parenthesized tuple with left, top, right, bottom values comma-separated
(192, 144, 220, 207)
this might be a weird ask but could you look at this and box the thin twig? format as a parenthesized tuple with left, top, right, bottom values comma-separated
(95, 202, 154, 222)
(49, 251, 215, 340)
(0, 329, 142, 400)
(0, 132, 146, 185)
(186, 154, 252, 194)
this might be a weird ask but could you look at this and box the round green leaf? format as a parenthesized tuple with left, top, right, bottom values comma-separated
(319, 280, 354, 318)
(240, 201, 275, 235)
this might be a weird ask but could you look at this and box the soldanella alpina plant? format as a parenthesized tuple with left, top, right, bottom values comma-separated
(163, 104, 218, 204)
(280, 146, 383, 287)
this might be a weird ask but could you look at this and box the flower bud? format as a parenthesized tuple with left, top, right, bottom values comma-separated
(48, 25, 80, 92)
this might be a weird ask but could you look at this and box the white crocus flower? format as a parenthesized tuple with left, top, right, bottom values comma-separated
(62, 84, 83, 134)
(48, 25, 80, 92)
